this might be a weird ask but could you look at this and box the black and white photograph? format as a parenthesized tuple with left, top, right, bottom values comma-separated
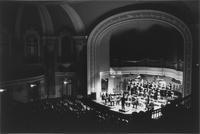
(0, 0, 199, 133)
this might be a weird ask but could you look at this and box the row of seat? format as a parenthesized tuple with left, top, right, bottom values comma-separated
(6, 96, 191, 132)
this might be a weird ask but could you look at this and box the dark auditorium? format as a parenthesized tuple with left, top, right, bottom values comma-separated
(0, 0, 199, 133)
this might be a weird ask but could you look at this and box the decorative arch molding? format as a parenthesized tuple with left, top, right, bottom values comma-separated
(87, 10, 192, 99)
(37, 5, 54, 34)
(60, 4, 85, 34)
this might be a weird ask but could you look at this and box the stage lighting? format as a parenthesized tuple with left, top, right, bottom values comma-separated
(64, 80, 68, 85)
(0, 89, 6, 92)
(30, 83, 37, 88)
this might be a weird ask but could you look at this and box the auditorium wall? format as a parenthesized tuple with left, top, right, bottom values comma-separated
(101, 67, 183, 94)
(111, 67, 183, 82)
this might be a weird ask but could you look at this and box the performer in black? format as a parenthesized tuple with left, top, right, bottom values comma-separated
(154, 90, 158, 100)
(104, 92, 108, 105)
(121, 93, 126, 110)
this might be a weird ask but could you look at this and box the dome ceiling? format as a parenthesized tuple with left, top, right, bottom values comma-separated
(46, 5, 75, 33)
(0, 1, 197, 36)
(0, 4, 76, 37)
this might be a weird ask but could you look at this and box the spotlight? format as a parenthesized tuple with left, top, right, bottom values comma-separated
(0, 89, 6, 92)
(64, 80, 68, 85)
(30, 84, 36, 88)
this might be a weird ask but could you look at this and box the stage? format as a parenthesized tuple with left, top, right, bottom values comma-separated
(94, 95, 168, 115)
(90, 72, 182, 117)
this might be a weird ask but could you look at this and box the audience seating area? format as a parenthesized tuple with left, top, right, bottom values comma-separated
(3, 95, 193, 133)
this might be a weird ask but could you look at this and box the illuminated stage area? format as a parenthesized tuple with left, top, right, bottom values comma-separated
(94, 67, 183, 117)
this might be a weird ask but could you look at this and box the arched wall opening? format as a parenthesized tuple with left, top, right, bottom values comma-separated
(87, 10, 192, 101)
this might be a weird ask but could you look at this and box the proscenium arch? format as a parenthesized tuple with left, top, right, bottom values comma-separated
(87, 10, 192, 100)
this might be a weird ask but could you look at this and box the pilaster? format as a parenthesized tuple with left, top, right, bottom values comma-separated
(73, 35, 87, 96)
(42, 36, 58, 98)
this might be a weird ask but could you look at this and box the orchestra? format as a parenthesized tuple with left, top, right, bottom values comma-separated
(100, 75, 181, 112)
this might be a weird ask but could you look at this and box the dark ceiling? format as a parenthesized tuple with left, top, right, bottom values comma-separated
(110, 24, 183, 63)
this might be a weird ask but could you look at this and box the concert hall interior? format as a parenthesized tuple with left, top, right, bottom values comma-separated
(0, 0, 199, 133)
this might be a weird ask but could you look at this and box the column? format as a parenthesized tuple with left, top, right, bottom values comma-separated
(73, 36, 87, 60)
(42, 36, 58, 98)
(40, 79, 46, 99)
(73, 36, 87, 96)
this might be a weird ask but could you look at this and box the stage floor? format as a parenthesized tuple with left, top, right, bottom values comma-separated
(94, 96, 166, 114)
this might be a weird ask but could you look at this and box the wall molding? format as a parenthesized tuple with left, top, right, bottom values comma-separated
(110, 67, 183, 82)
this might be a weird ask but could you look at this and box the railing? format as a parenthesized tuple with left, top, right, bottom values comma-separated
(0, 72, 75, 88)
(0, 75, 45, 88)
(172, 94, 191, 109)
(151, 94, 191, 119)
(170, 94, 191, 105)
(151, 108, 162, 119)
